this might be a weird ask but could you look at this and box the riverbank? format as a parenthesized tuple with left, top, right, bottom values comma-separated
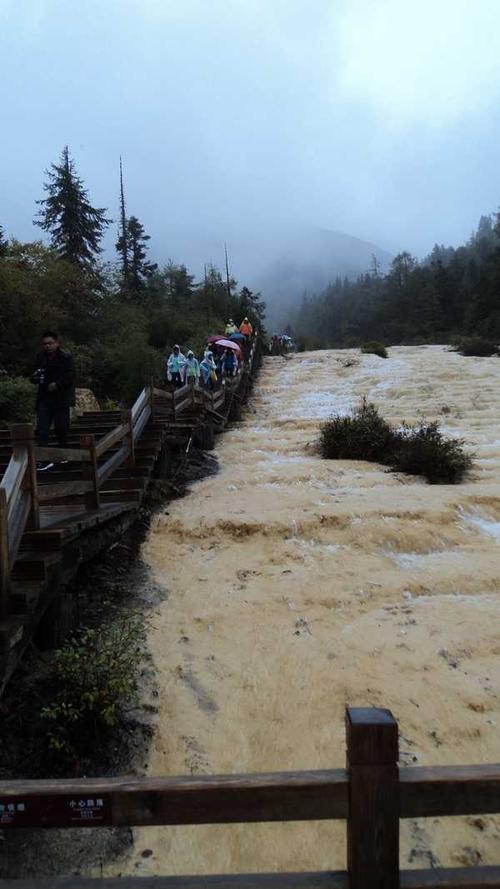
(114, 346, 500, 876)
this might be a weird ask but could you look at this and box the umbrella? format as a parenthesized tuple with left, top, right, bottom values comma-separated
(214, 338, 242, 355)
(229, 332, 245, 341)
(207, 334, 226, 344)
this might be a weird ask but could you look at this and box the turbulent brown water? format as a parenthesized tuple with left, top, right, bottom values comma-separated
(115, 346, 500, 876)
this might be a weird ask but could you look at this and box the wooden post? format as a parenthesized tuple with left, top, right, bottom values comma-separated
(189, 376, 196, 407)
(80, 434, 100, 511)
(121, 409, 135, 467)
(0, 486, 10, 616)
(346, 707, 399, 889)
(149, 379, 156, 424)
(11, 424, 39, 531)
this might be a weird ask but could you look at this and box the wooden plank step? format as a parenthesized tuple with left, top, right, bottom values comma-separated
(101, 477, 148, 492)
(99, 489, 143, 504)
(8, 580, 41, 614)
(110, 467, 151, 479)
(11, 550, 61, 581)
(20, 529, 65, 551)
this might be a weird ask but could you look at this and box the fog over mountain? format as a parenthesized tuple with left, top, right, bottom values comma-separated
(3, 0, 500, 322)
(248, 228, 393, 329)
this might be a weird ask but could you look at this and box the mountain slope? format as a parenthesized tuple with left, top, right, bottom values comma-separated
(250, 227, 393, 329)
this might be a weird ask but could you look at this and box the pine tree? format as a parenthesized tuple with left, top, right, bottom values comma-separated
(117, 215, 157, 295)
(0, 224, 8, 258)
(117, 156, 129, 286)
(35, 146, 111, 269)
(127, 216, 157, 291)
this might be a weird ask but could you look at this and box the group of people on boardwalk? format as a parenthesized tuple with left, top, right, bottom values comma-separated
(165, 317, 253, 390)
(29, 319, 255, 471)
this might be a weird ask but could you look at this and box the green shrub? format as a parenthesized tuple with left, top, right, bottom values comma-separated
(0, 376, 35, 425)
(391, 421, 472, 484)
(451, 337, 499, 357)
(319, 400, 473, 484)
(361, 341, 388, 359)
(41, 611, 145, 761)
(319, 398, 394, 463)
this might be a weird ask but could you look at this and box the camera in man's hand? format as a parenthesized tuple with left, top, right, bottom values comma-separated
(33, 368, 45, 385)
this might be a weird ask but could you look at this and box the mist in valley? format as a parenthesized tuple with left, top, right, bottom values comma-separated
(3, 0, 500, 326)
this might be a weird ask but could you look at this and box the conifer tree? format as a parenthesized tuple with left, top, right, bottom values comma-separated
(116, 215, 157, 294)
(35, 146, 111, 269)
(117, 156, 129, 287)
(0, 224, 8, 258)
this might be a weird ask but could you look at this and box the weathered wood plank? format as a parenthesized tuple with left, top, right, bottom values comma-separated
(400, 764, 500, 817)
(175, 397, 192, 415)
(400, 866, 500, 888)
(132, 404, 151, 444)
(1, 447, 28, 507)
(38, 481, 94, 502)
(346, 707, 399, 889)
(131, 386, 148, 422)
(0, 873, 348, 889)
(153, 386, 173, 401)
(0, 769, 348, 828)
(174, 383, 191, 401)
(94, 423, 128, 458)
(34, 446, 90, 463)
(7, 490, 30, 562)
(97, 444, 130, 486)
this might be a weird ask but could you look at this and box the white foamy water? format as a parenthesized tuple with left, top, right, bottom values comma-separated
(111, 346, 500, 879)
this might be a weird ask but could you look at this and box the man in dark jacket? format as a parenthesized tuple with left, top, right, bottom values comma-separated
(32, 331, 76, 470)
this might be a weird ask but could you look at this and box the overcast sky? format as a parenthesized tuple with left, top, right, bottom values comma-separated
(2, 0, 500, 277)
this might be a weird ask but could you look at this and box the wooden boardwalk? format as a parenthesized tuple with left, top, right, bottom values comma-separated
(0, 339, 261, 693)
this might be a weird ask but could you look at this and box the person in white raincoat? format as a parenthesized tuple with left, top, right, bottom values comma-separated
(166, 344, 186, 387)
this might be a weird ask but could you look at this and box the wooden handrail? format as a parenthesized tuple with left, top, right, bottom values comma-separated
(0, 340, 260, 617)
(0, 425, 39, 608)
(2, 867, 500, 889)
(94, 422, 129, 459)
(0, 761, 499, 828)
(0, 706, 500, 888)
(131, 386, 148, 422)
(1, 448, 28, 508)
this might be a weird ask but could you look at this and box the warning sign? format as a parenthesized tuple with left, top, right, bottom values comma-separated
(0, 794, 112, 828)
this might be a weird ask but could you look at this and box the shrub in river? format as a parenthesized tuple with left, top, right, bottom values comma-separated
(319, 400, 472, 484)
(451, 336, 499, 357)
(319, 398, 394, 463)
(40, 611, 145, 762)
(360, 341, 388, 359)
(390, 421, 473, 484)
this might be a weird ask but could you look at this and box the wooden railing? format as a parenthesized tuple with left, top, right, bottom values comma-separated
(0, 385, 155, 607)
(0, 708, 499, 888)
(0, 336, 260, 614)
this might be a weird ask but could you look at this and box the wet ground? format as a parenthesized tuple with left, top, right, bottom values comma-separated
(114, 346, 500, 876)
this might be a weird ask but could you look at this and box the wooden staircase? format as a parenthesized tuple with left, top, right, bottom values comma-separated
(0, 338, 261, 692)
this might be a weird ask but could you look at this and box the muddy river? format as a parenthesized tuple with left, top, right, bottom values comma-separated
(118, 346, 500, 876)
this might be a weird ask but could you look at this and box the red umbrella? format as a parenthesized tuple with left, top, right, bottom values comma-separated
(207, 335, 226, 344)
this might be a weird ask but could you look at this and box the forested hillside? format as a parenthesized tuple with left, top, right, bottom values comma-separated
(292, 215, 500, 348)
(0, 148, 265, 417)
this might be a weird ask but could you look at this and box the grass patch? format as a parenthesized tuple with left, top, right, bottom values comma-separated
(319, 399, 473, 484)
(451, 336, 499, 357)
(360, 341, 388, 359)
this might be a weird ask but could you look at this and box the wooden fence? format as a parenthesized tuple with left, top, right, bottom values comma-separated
(1, 707, 499, 888)
(0, 336, 258, 616)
